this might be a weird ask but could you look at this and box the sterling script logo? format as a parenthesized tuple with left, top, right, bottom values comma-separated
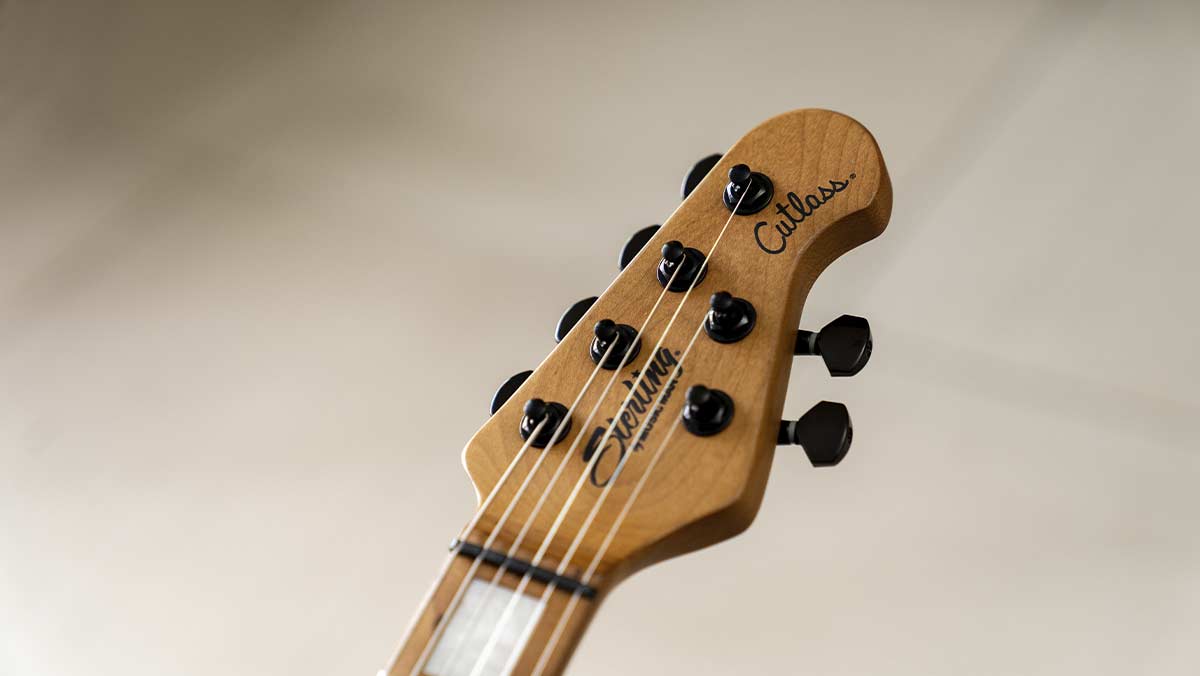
(583, 347, 681, 487)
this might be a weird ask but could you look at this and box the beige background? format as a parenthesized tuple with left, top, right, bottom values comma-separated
(2, 1, 1199, 674)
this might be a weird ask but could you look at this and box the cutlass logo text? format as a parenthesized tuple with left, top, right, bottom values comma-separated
(754, 172, 856, 254)
(583, 347, 681, 488)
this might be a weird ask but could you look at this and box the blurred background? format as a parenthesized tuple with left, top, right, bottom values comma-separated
(2, 0, 1198, 674)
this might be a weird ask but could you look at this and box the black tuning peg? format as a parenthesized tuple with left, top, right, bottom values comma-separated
(491, 370, 532, 415)
(704, 291, 756, 343)
(681, 153, 722, 200)
(657, 240, 707, 291)
(722, 164, 773, 215)
(681, 384, 734, 437)
(619, 225, 660, 271)
(519, 398, 571, 448)
(778, 401, 852, 467)
(556, 296, 597, 342)
(794, 315, 872, 377)
(590, 319, 641, 370)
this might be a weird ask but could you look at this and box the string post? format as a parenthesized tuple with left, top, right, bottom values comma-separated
(704, 291, 756, 343)
(681, 384, 735, 437)
(519, 399, 571, 448)
(589, 319, 641, 370)
(656, 240, 707, 292)
(722, 163, 773, 215)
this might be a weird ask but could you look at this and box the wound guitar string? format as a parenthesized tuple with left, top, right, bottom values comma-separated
(466, 187, 751, 676)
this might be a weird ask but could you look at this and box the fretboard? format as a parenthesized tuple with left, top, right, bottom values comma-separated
(384, 546, 598, 676)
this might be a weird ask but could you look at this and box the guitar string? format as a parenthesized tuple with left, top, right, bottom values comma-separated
(529, 414, 686, 676)
(427, 345, 630, 674)
(470, 192, 747, 676)
(518, 317, 701, 676)
(530, 225, 825, 676)
(467, 187, 749, 676)
(408, 180, 739, 675)
(432, 369, 628, 675)
(433, 262, 689, 674)
(385, 413, 547, 676)
(406, 342, 616, 676)
(531, 220, 818, 675)
(413, 264, 686, 676)
(394, 164, 700, 676)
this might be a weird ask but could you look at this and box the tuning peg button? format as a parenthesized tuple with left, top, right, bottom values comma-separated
(556, 297, 598, 342)
(619, 225, 660, 271)
(657, 240, 707, 292)
(491, 370, 532, 415)
(704, 291, 756, 343)
(794, 315, 872, 377)
(681, 153, 722, 199)
(590, 319, 641, 370)
(520, 398, 572, 448)
(722, 164, 773, 215)
(682, 385, 734, 436)
(778, 401, 852, 467)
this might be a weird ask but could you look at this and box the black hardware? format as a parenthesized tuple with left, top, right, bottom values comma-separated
(555, 296, 598, 343)
(590, 319, 641, 370)
(520, 398, 572, 448)
(657, 240, 707, 292)
(681, 153, 722, 200)
(723, 164, 773, 215)
(452, 540, 597, 599)
(619, 225, 660, 271)
(778, 401, 852, 467)
(704, 291, 756, 343)
(794, 315, 873, 377)
(490, 370, 532, 415)
(681, 384, 734, 437)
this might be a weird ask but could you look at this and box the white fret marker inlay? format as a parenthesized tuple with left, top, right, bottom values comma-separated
(424, 579, 545, 676)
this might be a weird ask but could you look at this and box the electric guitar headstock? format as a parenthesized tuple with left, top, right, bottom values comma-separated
(389, 108, 892, 676)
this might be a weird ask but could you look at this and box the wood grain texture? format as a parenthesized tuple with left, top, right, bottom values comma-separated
(388, 108, 892, 675)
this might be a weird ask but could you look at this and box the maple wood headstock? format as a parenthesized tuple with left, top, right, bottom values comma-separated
(463, 108, 892, 589)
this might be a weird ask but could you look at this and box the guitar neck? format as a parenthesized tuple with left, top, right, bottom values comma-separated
(385, 551, 598, 676)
